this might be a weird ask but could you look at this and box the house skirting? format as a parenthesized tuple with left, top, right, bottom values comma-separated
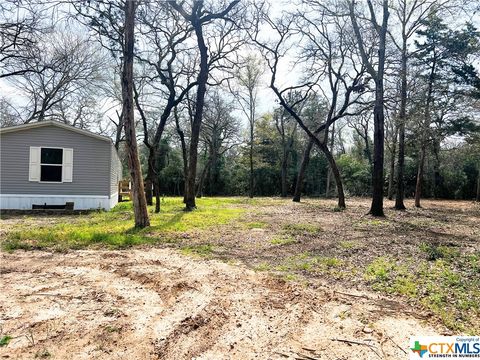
(0, 193, 118, 210)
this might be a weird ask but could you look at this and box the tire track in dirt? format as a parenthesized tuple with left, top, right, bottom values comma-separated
(1, 248, 440, 359)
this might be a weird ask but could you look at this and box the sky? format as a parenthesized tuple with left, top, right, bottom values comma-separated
(1, 0, 479, 143)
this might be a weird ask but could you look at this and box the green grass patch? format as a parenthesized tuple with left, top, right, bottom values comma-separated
(270, 235, 296, 246)
(319, 257, 343, 269)
(0, 335, 12, 347)
(180, 244, 214, 257)
(1, 197, 244, 251)
(365, 256, 395, 282)
(275, 253, 311, 272)
(245, 221, 267, 229)
(365, 255, 480, 334)
(339, 240, 358, 250)
(283, 273, 297, 281)
(365, 256, 416, 297)
(254, 262, 272, 271)
(419, 243, 460, 261)
(104, 325, 121, 333)
(364, 256, 417, 296)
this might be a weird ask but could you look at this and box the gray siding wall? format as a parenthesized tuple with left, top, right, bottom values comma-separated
(0, 126, 111, 196)
(110, 144, 122, 196)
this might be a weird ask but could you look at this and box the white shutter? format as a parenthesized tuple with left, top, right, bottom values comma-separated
(62, 148, 73, 182)
(29, 147, 40, 181)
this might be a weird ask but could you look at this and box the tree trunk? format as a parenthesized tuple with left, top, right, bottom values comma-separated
(197, 157, 211, 198)
(114, 110, 123, 150)
(325, 122, 335, 198)
(432, 140, 441, 199)
(415, 55, 436, 208)
(395, 120, 406, 209)
(293, 138, 314, 202)
(273, 102, 345, 208)
(174, 107, 188, 203)
(145, 147, 155, 206)
(122, 0, 149, 228)
(349, 0, 388, 216)
(154, 177, 160, 213)
(415, 144, 426, 208)
(248, 119, 254, 198)
(248, 88, 255, 198)
(368, 0, 389, 217)
(387, 125, 398, 200)
(325, 170, 332, 198)
(476, 170, 480, 202)
(395, 43, 407, 210)
(281, 152, 288, 198)
(387, 155, 395, 201)
(145, 179, 153, 206)
(369, 79, 386, 216)
(209, 150, 218, 196)
(364, 131, 373, 167)
(185, 120, 202, 210)
(319, 143, 345, 209)
(184, 21, 208, 211)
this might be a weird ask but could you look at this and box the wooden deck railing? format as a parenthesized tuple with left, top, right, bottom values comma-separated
(118, 180, 152, 202)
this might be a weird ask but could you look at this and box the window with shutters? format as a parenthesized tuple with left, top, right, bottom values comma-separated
(40, 148, 63, 182)
(29, 146, 73, 183)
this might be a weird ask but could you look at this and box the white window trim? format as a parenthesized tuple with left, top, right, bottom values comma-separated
(39, 147, 64, 183)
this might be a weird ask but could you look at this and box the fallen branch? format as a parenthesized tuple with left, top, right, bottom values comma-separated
(330, 338, 383, 359)
(386, 336, 407, 354)
(295, 353, 320, 360)
(20, 293, 82, 300)
(274, 351, 320, 360)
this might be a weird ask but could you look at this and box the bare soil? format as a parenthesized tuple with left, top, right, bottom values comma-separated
(1, 248, 436, 360)
(1, 197, 478, 359)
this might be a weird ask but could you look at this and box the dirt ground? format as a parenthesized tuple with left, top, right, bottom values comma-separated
(1, 248, 437, 360)
(1, 197, 478, 359)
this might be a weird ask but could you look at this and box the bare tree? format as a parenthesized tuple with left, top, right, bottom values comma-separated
(0, 0, 46, 79)
(293, 96, 328, 202)
(349, 0, 390, 216)
(72, 0, 128, 160)
(348, 112, 373, 167)
(173, 104, 189, 201)
(274, 104, 298, 197)
(122, 0, 149, 228)
(7, 32, 104, 124)
(324, 121, 336, 197)
(134, 2, 197, 211)
(251, 3, 369, 207)
(197, 90, 240, 196)
(103, 77, 125, 150)
(388, 0, 452, 210)
(385, 110, 399, 200)
(168, 0, 242, 211)
(0, 97, 18, 127)
(234, 54, 263, 198)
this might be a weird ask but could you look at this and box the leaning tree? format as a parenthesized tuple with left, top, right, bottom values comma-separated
(250, 2, 370, 208)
